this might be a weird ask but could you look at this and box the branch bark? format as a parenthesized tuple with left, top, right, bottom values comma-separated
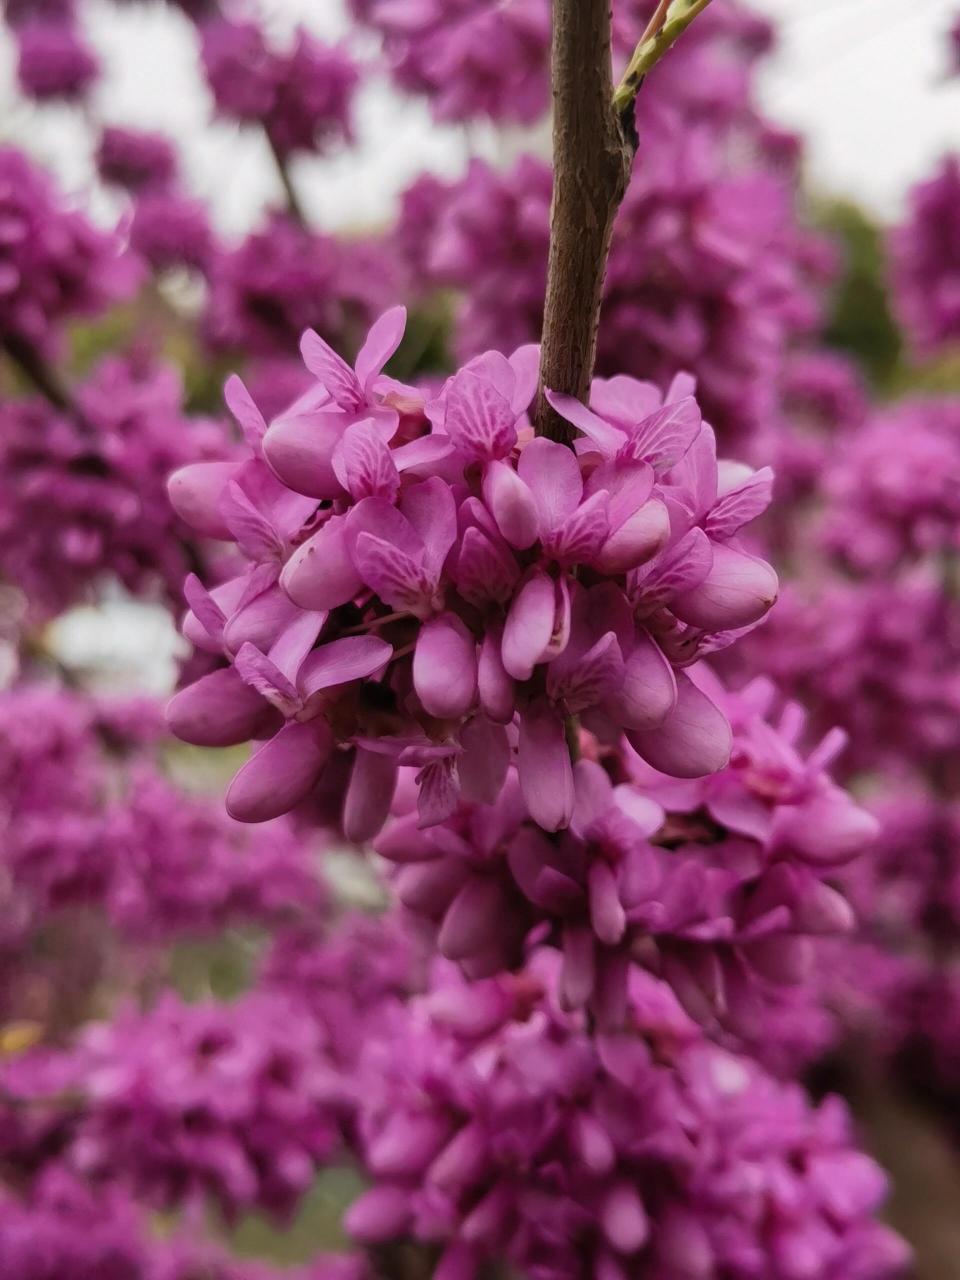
(534, 0, 635, 445)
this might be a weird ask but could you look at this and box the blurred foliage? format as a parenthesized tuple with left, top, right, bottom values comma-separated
(816, 198, 903, 390)
(229, 1169, 365, 1263)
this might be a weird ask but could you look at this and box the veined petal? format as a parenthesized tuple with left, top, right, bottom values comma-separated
(508, 344, 540, 415)
(454, 526, 519, 607)
(300, 328, 360, 405)
(224, 374, 266, 448)
(547, 489, 610, 565)
(518, 435, 583, 533)
(355, 305, 407, 391)
(226, 719, 333, 822)
(545, 390, 626, 456)
(332, 419, 400, 502)
(402, 477, 458, 582)
(234, 642, 301, 715)
(444, 368, 517, 462)
(353, 532, 429, 613)
(547, 630, 624, 714)
(621, 396, 701, 473)
(518, 700, 573, 832)
(704, 466, 774, 540)
(299, 635, 392, 697)
(413, 613, 478, 720)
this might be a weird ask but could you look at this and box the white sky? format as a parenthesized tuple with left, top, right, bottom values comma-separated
(1, 0, 959, 234)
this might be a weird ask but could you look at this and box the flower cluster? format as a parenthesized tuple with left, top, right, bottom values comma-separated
(0, 684, 324, 995)
(0, 147, 135, 356)
(95, 125, 179, 194)
(889, 154, 960, 355)
(167, 307, 779, 837)
(0, 354, 232, 616)
(397, 136, 824, 447)
(734, 578, 960, 781)
(199, 17, 359, 159)
(12, 990, 342, 1220)
(347, 0, 551, 124)
(375, 666, 875, 1034)
(347, 955, 908, 1280)
(819, 396, 960, 573)
(4, 0, 99, 104)
(0, 1169, 368, 1280)
(203, 214, 400, 359)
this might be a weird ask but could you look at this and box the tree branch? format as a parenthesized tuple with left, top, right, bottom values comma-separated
(534, 0, 633, 445)
(266, 134, 309, 229)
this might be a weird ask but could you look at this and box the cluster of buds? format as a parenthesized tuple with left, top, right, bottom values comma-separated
(167, 308, 779, 838)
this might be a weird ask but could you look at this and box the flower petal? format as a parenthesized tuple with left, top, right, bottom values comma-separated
(518, 699, 573, 832)
(166, 667, 276, 747)
(280, 515, 363, 611)
(481, 459, 539, 549)
(518, 435, 583, 533)
(299, 635, 392, 698)
(627, 673, 731, 779)
(167, 461, 236, 539)
(226, 719, 333, 821)
(502, 569, 556, 681)
(670, 543, 779, 631)
(355, 304, 407, 390)
(413, 613, 478, 720)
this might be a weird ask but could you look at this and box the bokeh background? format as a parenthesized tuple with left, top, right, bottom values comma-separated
(2, 1, 960, 1277)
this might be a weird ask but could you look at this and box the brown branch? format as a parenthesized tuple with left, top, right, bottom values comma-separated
(2, 335, 76, 416)
(266, 133, 308, 229)
(534, 0, 634, 445)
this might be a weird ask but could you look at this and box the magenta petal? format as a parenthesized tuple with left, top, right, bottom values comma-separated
(299, 635, 392, 697)
(502, 569, 556, 681)
(395, 859, 468, 915)
(166, 667, 274, 747)
(332, 419, 400, 502)
(444, 368, 517, 462)
(367, 1111, 450, 1177)
(518, 435, 583, 532)
(430, 1122, 487, 1189)
(167, 461, 236, 539)
(224, 374, 266, 447)
(343, 747, 398, 843)
(616, 633, 678, 731)
(627, 673, 731, 779)
(222, 583, 300, 656)
(438, 875, 505, 960)
(413, 613, 478, 719)
(572, 1111, 616, 1175)
(478, 625, 516, 724)
(345, 1186, 411, 1243)
(299, 329, 359, 402)
(589, 861, 627, 945)
(280, 516, 363, 611)
(261, 406, 347, 499)
(481, 459, 539, 549)
(545, 389, 625, 456)
(602, 1183, 649, 1254)
(594, 498, 670, 574)
(670, 543, 779, 631)
(561, 925, 595, 1008)
(518, 700, 573, 832)
(226, 719, 333, 822)
(355, 304, 407, 389)
(458, 716, 510, 805)
(401, 477, 458, 581)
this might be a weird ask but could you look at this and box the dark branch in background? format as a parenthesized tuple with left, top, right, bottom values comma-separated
(2, 335, 78, 417)
(266, 133, 309, 228)
(534, 0, 716, 446)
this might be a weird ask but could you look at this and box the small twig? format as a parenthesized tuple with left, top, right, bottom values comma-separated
(2, 335, 78, 418)
(613, 0, 717, 118)
(266, 134, 308, 228)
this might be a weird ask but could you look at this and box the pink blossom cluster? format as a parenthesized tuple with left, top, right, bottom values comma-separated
(890, 154, 960, 355)
(375, 666, 875, 1033)
(350, 0, 772, 127)
(3, 0, 99, 103)
(4, 990, 342, 1220)
(0, 684, 324, 1003)
(167, 307, 779, 836)
(203, 213, 401, 359)
(819, 396, 960, 573)
(0, 354, 232, 616)
(346, 953, 908, 1280)
(0, 1169, 367, 1280)
(396, 135, 824, 446)
(199, 17, 360, 159)
(0, 147, 135, 356)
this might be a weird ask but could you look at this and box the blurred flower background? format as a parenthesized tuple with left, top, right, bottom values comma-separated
(1, 1, 960, 1277)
